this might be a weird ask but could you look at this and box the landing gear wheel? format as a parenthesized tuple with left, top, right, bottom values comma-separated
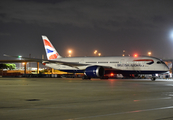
(151, 77, 156, 81)
(82, 76, 91, 80)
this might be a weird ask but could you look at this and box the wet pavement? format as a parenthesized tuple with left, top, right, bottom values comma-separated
(0, 78, 173, 120)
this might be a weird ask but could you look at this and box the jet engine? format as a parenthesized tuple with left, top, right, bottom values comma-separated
(84, 66, 105, 78)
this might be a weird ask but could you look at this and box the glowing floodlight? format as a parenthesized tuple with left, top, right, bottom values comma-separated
(134, 54, 138, 57)
(170, 30, 173, 39)
(18, 55, 22, 58)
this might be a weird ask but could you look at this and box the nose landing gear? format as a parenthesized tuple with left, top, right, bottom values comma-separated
(151, 77, 156, 81)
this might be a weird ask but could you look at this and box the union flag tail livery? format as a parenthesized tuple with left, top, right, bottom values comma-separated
(42, 35, 61, 60)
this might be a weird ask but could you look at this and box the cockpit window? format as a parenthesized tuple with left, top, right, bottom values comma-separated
(157, 61, 165, 64)
(157, 61, 161, 64)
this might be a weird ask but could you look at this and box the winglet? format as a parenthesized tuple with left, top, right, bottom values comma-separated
(42, 35, 62, 60)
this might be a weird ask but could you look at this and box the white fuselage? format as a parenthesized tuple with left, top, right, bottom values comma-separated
(44, 56, 169, 74)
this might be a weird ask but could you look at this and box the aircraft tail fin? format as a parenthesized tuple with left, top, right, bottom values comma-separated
(42, 35, 62, 60)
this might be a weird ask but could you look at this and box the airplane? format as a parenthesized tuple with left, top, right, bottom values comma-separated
(2, 36, 169, 81)
(41, 35, 169, 81)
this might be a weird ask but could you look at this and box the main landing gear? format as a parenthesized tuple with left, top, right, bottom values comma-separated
(82, 75, 91, 80)
(151, 77, 156, 81)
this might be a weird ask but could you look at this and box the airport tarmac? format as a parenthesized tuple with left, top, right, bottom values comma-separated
(0, 78, 173, 120)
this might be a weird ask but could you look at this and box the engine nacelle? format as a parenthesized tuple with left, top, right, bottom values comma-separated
(84, 66, 105, 78)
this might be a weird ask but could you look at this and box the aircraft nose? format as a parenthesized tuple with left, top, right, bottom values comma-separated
(165, 64, 169, 71)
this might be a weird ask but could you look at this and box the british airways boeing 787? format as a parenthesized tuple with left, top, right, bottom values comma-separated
(41, 36, 169, 81)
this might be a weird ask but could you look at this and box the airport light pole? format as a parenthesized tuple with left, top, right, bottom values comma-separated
(148, 52, 151, 56)
(94, 50, 101, 56)
(68, 50, 72, 57)
(18, 55, 22, 70)
(22, 62, 27, 74)
(122, 50, 125, 56)
(94, 50, 97, 56)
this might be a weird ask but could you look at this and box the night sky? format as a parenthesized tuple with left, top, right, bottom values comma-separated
(1, 0, 173, 60)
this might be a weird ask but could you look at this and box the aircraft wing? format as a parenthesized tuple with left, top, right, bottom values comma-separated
(3, 54, 88, 67)
(43, 60, 88, 67)
(2, 54, 114, 69)
(43, 61, 114, 70)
